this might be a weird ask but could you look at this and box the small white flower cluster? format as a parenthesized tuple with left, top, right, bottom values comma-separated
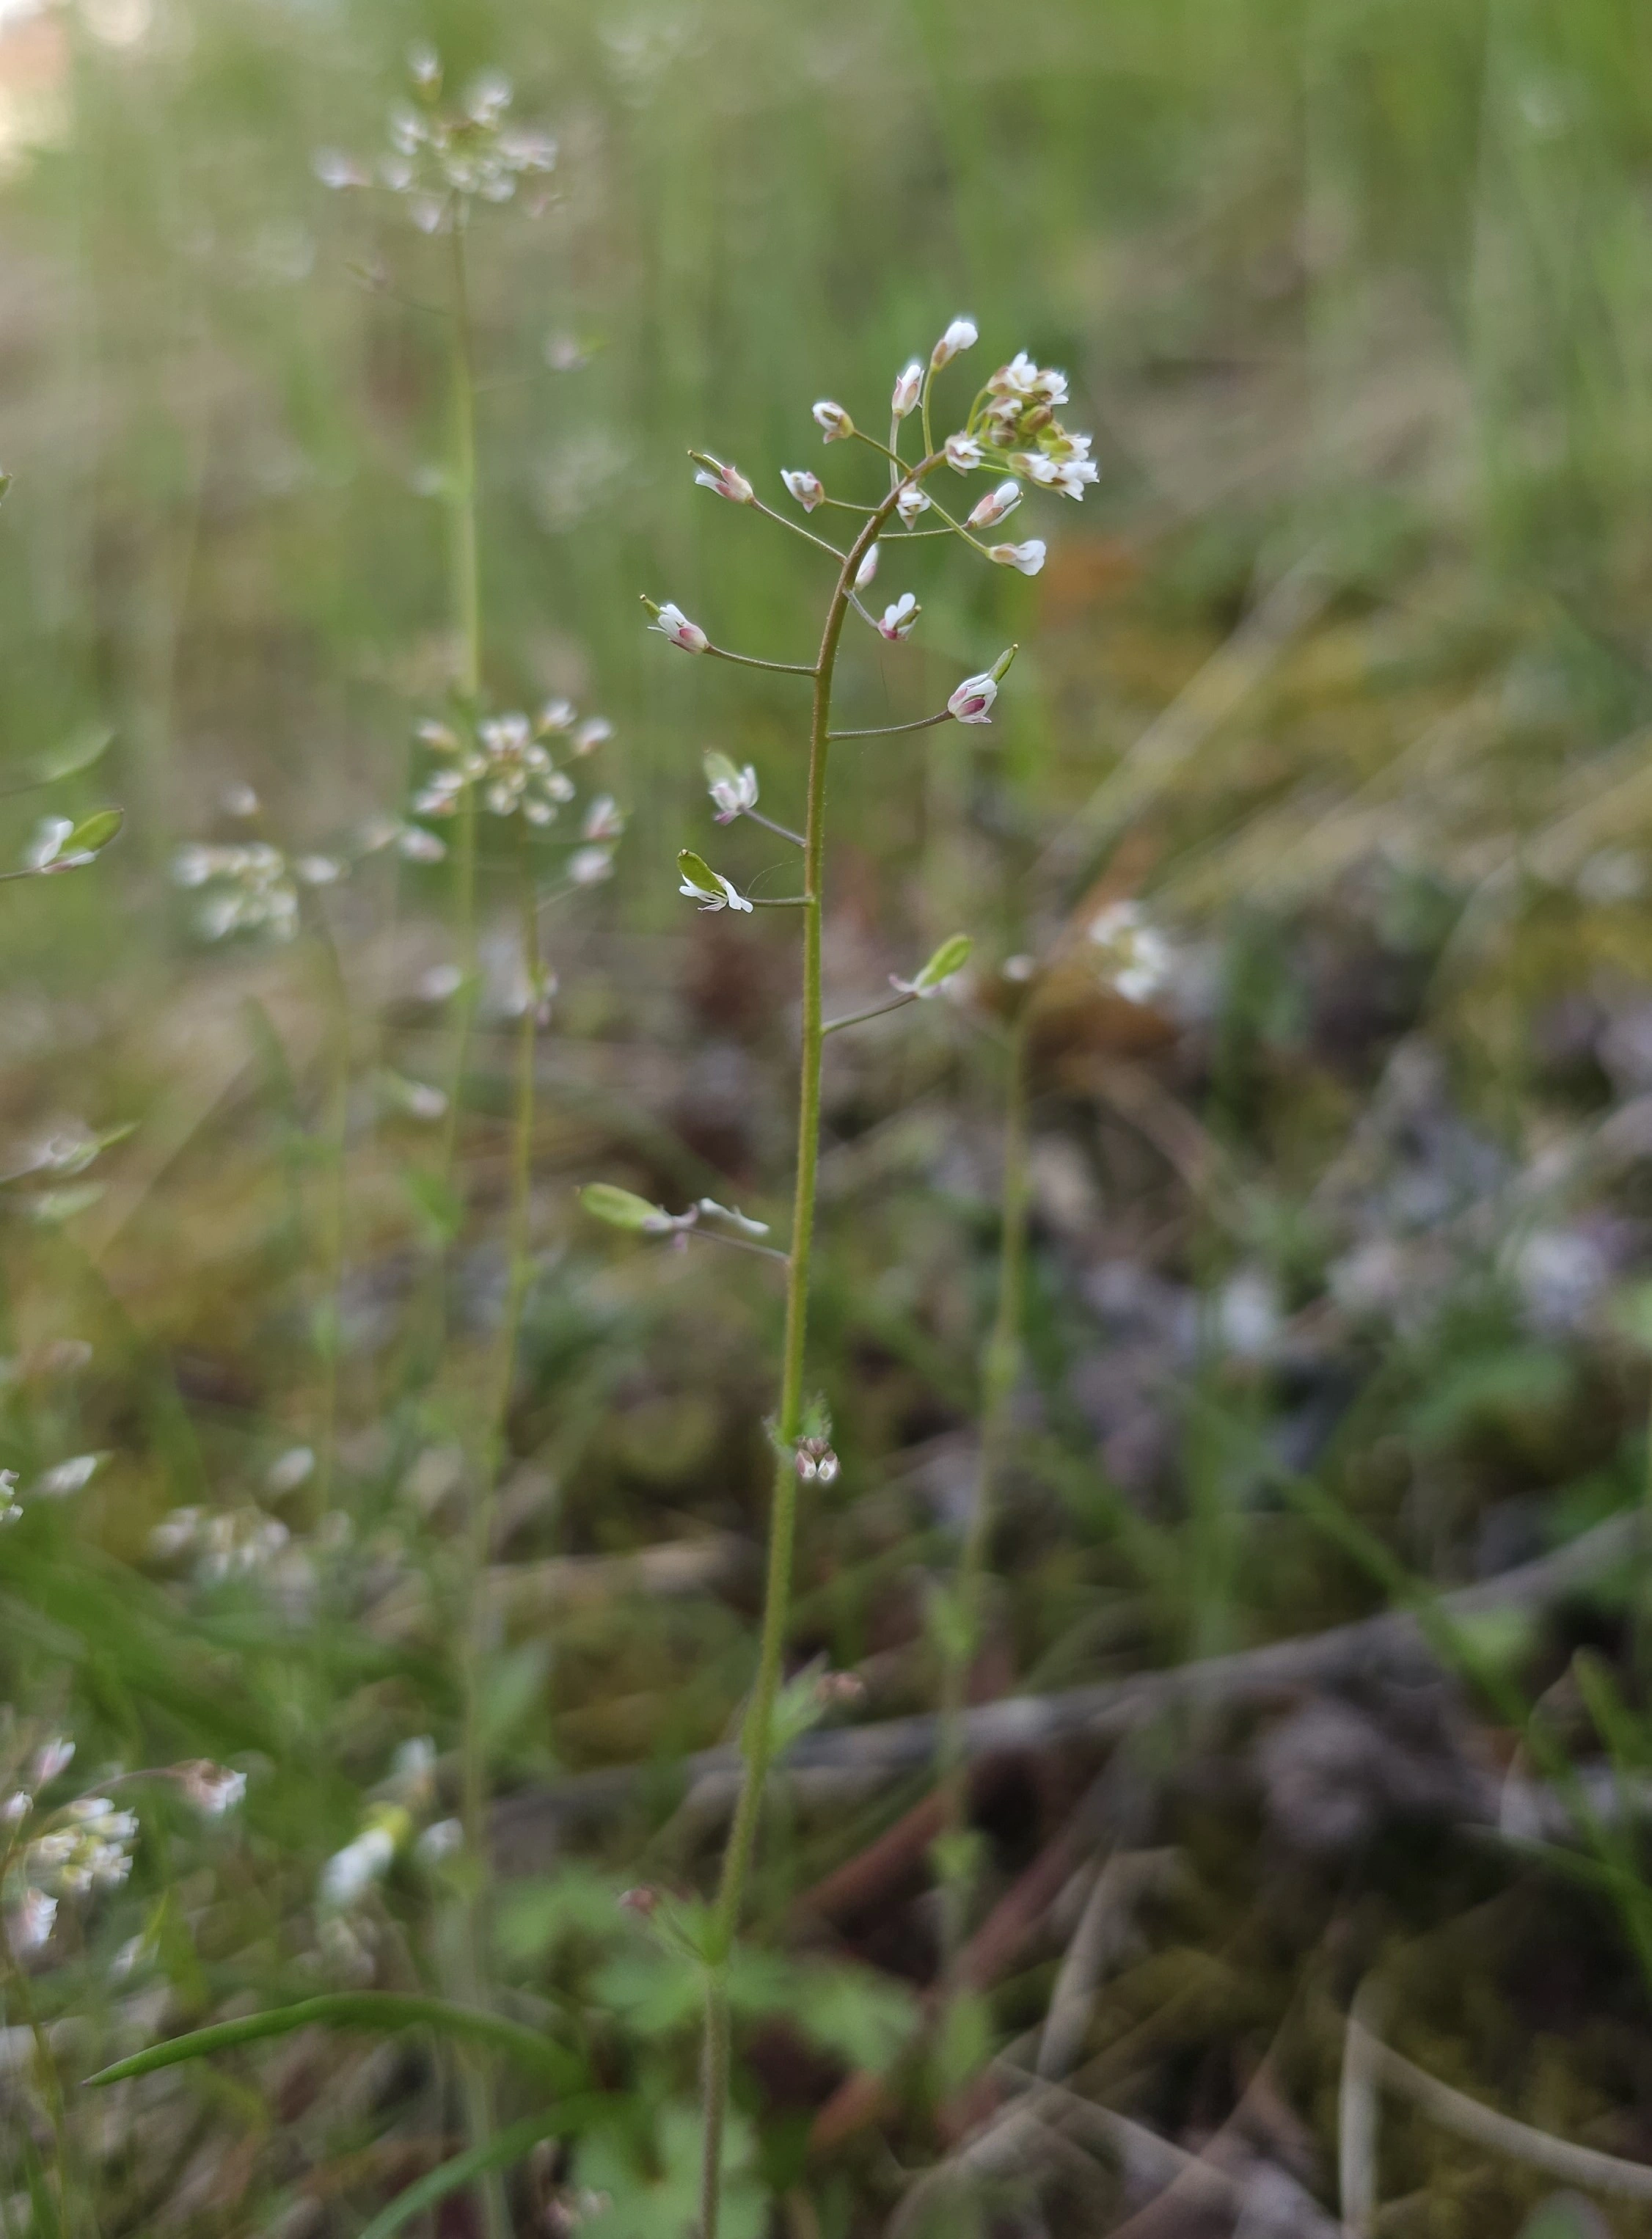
(1087, 900, 1174, 1007)
(172, 841, 341, 942)
(410, 704, 620, 883)
(150, 1502, 291, 1583)
(319, 1736, 450, 1913)
(314, 49, 556, 235)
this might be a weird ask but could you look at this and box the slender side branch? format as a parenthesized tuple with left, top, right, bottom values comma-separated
(829, 710, 954, 742)
(748, 496, 849, 564)
(739, 808, 805, 848)
(705, 645, 818, 678)
(822, 992, 919, 1037)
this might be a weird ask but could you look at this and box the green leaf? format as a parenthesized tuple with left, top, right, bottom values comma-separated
(0, 726, 114, 800)
(786, 1962, 918, 2072)
(580, 1182, 664, 1232)
(911, 932, 972, 992)
(580, 2103, 766, 2239)
(357, 2100, 605, 2239)
(85, 1992, 580, 2089)
(64, 807, 124, 858)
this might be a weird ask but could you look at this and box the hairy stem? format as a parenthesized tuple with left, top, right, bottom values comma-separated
(697, 456, 942, 2239)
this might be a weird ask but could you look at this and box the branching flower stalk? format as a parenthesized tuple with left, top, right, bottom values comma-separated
(595, 317, 1097, 2239)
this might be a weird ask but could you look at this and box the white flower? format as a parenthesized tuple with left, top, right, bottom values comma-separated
(399, 826, 447, 863)
(313, 147, 371, 191)
(569, 847, 613, 887)
(266, 1446, 315, 1494)
(26, 818, 75, 871)
(573, 716, 613, 754)
(692, 454, 753, 505)
(989, 538, 1046, 576)
(7, 1888, 56, 1955)
(176, 1761, 247, 1816)
(895, 481, 930, 526)
(647, 602, 709, 654)
(32, 1739, 74, 1786)
(706, 759, 760, 822)
(34, 1454, 100, 1499)
(930, 316, 978, 370)
(1087, 900, 1172, 1005)
(990, 351, 1067, 406)
(943, 433, 982, 473)
(1019, 450, 1097, 500)
(812, 401, 853, 442)
(854, 543, 880, 590)
(696, 1198, 769, 1237)
(947, 671, 998, 725)
(967, 480, 1022, 530)
(678, 861, 752, 913)
(877, 593, 921, 641)
(891, 359, 924, 419)
(781, 468, 825, 512)
(417, 1817, 464, 1866)
(321, 1823, 397, 1909)
(294, 855, 342, 885)
(582, 795, 624, 842)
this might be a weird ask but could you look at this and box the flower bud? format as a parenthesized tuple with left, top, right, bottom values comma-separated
(943, 432, 983, 472)
(781, 468, 825, 512)
(891, 359, 924, 419)
(690, 452, 754, 505)
(895, 481, 930, 527)
(967, 479, 1022, 531)
(812, 401, 854, 442)
(643, 599, 709, 654)
(704, 753, 759, 822)
(854, 543, 880, 590)
(877, 593, 920, 642)
(930, 316, 979, 370)
(947, 670, 998, 725)
(988, 538, 1046, 576)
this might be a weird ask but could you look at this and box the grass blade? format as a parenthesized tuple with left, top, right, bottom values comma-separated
(84, 1992, 579, 2089)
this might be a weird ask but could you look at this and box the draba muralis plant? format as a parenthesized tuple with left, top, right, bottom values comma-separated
(583, 316, 1097, 2239)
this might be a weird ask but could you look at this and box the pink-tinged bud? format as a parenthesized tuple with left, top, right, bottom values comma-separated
(854, 543, 880, 590)
(930, 316, 979, 370)
(782, 468, 825, 511)
(943, 432, 983, 473)
(895, 481, 930, 526)
(794, 1436, 839, 1484)
(815, 1670, 866, 1707)
(967, 479, 1022, 531)
(617, 1885, 658, 1917)
(891, 359, 924, 419)
(988, 538, 1046, 576)
(691, 453, 754, 505)
(877, 593, 920, 641)
(812, 400, 854, 442)
(947, 670, 999, 725)
(644, 599, 709, 654)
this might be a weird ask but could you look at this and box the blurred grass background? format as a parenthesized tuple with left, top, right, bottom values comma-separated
(10, 0, 1652, 2232)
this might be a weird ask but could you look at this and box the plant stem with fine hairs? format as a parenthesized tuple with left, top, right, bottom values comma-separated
(697, 458, 940, 2239)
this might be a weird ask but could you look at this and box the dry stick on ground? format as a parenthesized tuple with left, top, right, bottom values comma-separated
(1339, 1979, 1384, 2239)
(1342, 1988, 1652, 2206)
(490, 1507, 1635, 1844)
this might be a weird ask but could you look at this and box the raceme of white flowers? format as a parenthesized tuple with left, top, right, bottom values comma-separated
(411, 701, 616, 861)
(642, 318, 1094, 915)
(314, 47, 557, 235)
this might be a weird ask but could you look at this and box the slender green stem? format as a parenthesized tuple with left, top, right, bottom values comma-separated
(822, 991, 918, 1037)
(737, 806, 805, 848)
(310, 910, 351, 1519)
(935, 1008, 1031, 1981)
(697, 456, 942, 2239)
(828, 710, 954, 742)
(705, 643, 817, 677)
(748, 494, 849, 564)
(0, 1937, 78, 2239)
